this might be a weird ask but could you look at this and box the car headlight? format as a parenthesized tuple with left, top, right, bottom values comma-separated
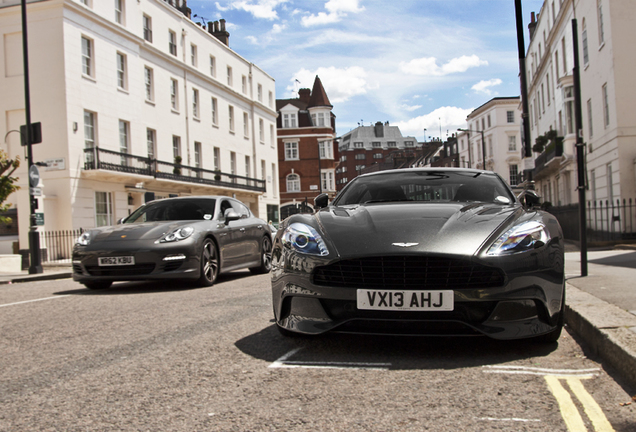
(157, 226, 195, 244)
(76, 232, 91, 246)
(282, 223, 329, 256)
(487, 221, 549, 255)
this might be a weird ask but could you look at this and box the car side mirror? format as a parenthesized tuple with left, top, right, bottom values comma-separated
(224, 210, 241, 225)
(314, 193, 329, 209)
(117, 217, 126, 224)
(522, 190, 541, 208)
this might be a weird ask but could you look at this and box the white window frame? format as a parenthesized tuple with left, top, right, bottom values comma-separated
(243, 111, 249, 138)
(192, 88, 199, 119)
(257, 84, 262, 102)
(285, 142, 299, 160)
(81, 36, 93, 77)
(143, 14, 152, 42)
(211, 97, 218, 125)
(508, 135, 517, 151)
(144, 66, 154, 101)
(228, 105, 235, 132)
(116, 52, 127, 90)
(286, 173, 300, 192)
(169, 30, 177, 56)
(95, 191, 113, 227)
(114, 0, 125, 25)
(190, 43, 197, 67)
(170, 78, 179, 111)
(602, 83, 610, 128)
(210, 56, 216, 77)
(227, 66, 233, 86)
(146, 128, 156, 159)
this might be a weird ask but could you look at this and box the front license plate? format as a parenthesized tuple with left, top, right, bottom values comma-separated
(98, 256, 135, 266)
(357, 289, 454, 311)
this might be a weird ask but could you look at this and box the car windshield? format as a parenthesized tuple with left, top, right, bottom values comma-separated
(333, 170, 515, 206)
(124, 198, 217, 223)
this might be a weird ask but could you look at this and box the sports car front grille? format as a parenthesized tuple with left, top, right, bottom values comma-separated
(85, 264, 156, 276)
(313, 256, 505, 289)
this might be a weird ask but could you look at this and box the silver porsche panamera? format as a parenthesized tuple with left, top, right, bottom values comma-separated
(271, 168, 565, 342)
(73, 196, 272, 289)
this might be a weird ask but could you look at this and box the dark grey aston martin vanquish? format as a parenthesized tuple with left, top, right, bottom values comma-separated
(73, 196, 272, 290)
(271, 168, 565, 342)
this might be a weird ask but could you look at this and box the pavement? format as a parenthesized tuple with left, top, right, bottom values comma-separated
(2, 246, 636, 391)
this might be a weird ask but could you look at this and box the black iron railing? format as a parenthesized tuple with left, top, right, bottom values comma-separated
(83, 147, 265, 192)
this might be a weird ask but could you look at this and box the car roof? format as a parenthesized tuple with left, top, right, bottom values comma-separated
(357, 167, 492, 179)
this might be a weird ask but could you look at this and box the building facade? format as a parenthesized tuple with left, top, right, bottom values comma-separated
(1, 0, 279, 263)
(276, 76, 336, 220)
(336, 122, 419, 191)
(526, 0, 636, 208)
(459, 97, 523, 189)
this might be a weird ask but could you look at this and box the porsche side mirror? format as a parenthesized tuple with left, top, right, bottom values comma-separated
(314, 193, 329, 209)
(224, 210, 241, 225)
(117, 217, 126, 224)
(523, 190, 541, 208)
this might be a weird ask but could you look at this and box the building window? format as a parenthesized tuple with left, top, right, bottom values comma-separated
(191, 88, 199, 118)
(170, 78, 178, 110)
(242, 75, 247, 94)
(211, 97, 218, 125)
(388, 141, 397, 147)
(506, 111, 514, 123)
(405, 141, 414, 147)
(190, 44, 197, 67)
(169, 30, 177, 56)
(213, 147, 220, 171)
(143, 14, 152, 42)
(227, 66, 233, 86)
(259, 118, 264, 143)
(373, 153, 383, 159)
(210, 56, 216, 77)
(286, 173, 300, 192)
(564, 86, 574, 135)
(321, 171, 335, 191)
(509, 164, 519, 186)
(353, 142, 364, 148)
(84, 110, 96, 152)
(119, 119, 129, 165)
(228, 106, 234, 132)
(602, 83, 610, 127)
(144, 66, 153, 101)
(283, 113, 297, 128)
(95, 191, 113, 227)
(269, 91, 273, 108)
(285, 142, 299, 160)
(230, 152, 236, 182)
(607, 163, 613, 202)
(146, 128, 155, 159)
(81, 36, 93, 77)
(355, 153, 365, 160)
(487, 115, 491, 128)
(243, 112, 249, 137)
(270, 124, 275, 147)
(597, 0, 605, 45)
(116, 52, 127, 90)
(508, 135, 517, 151)
(341, 155, 347, 162)
(372, 141, 381, 148)
(319, 141, 333, 159)
(114, 0, 125, 25)
(194, 142, 202, 177)
(257, 84, 262, 102)
(245, 155, 250, 179)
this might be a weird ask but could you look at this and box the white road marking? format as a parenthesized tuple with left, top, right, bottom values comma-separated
(268, 348, 391, 370)
(483, 365, 600, 378)
(0, 295, 71, 308)
(478, 417, 541, 423)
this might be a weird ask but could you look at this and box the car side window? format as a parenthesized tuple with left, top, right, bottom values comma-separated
(219, 200, 233, 219)
(230, 200, 250, 219)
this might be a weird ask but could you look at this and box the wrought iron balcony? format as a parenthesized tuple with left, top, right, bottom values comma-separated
(533, 140, 564, 178)
(83, 147, 265, 192)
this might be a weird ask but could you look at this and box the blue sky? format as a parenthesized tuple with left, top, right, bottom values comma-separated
(187, 0, 545, 140)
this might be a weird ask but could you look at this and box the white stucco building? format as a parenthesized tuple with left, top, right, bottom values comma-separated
(1, 0, 279, 263)
(526, 0, 636, 208)
(458, 97, 523, 189)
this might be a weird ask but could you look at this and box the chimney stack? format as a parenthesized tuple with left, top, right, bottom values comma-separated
(374, 121, 384, 138)
(528, 12, 537, 40)
(298, 88, 311, 104)
(208, 18, 230, 46)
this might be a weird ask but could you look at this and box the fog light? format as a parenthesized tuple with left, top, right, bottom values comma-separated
(488, 300, 538, 321)
(163, 254, 186, 261)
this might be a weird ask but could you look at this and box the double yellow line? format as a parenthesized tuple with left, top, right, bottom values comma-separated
(545, 376, 615, 432)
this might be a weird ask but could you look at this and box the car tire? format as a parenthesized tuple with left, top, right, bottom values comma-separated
(83, 281, 112, 290)
(198, 238, 219, 287)
(535, 289, 565, 344)
(250, 235, 272, 274)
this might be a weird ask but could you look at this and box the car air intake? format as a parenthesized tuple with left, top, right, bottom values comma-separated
(313, 256, 505, 289)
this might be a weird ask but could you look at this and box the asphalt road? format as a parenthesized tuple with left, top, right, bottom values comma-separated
(1, 273, 634, 431)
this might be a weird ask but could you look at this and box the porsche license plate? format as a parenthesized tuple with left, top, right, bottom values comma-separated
(357, 289, 454, 311)
(98, 256, 135, 266)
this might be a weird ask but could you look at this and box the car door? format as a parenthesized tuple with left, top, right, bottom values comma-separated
(229, 199, 264, 265)
(216, 199, 244, 270)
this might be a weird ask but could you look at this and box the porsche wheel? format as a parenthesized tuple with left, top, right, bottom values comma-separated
(250, 235, 272, 274)
(198, 238, 219, 287)
(83, 281, 112, 290)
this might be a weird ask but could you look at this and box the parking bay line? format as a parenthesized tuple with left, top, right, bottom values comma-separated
(0, 295, 71, 308)
(269, 348, 392, 370)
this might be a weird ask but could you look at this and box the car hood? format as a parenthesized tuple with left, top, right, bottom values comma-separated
(316, 203, 522, 258)
(88, 221, 200, 242)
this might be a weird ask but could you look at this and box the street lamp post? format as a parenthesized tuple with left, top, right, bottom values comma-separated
(458, 128, 487, 170)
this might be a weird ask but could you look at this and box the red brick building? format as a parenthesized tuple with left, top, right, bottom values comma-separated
(276, 76, 337, 220)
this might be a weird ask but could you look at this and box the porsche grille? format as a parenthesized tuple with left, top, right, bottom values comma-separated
(313, 256, 505, 289)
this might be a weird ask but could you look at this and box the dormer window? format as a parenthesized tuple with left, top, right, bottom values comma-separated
(283, 113, 297, 128)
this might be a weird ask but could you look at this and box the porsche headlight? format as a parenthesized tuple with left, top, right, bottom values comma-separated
(282, 223, 329, 256)
(76, 232, 91, 246)
(157, 226, 195, 244)
(487, 221, 550, 255)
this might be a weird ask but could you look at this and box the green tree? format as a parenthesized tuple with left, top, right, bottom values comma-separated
(0, 149, 20, 224)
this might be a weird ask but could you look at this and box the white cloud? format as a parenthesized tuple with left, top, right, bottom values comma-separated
(401, 104, 422, 112)
(286, 67, 368, 103)
(400, 55, 488, 77)
(217, 0, 288, 20)
(394, 106, 474, 139)
(302, 0, 364, 27)
(471, 78, 502, 95)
